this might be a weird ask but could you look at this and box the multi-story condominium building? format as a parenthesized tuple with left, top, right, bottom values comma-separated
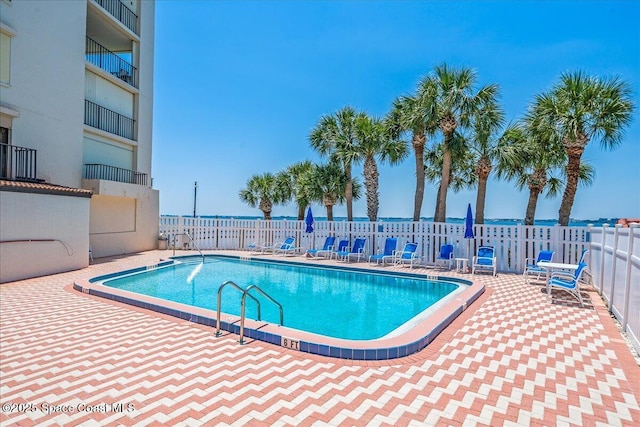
(0, 0, 158, 283)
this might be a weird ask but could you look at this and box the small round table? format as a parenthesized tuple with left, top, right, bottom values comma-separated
(455, 258, 469, 273)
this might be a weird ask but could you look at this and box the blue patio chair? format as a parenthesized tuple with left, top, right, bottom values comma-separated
(523, 250, 555, 284)
(395, 242, 420, 268)
(262, 236, 294, 254)
(274, 236, 299, 256)
(306, 236, 336, 259)
(369, 237, 398, 265)
(548, 262, 588, 306)
(330, 240, 350, 260)
(472, 246, 497, 276)
(548, 249, 590, 281)
(336, 238, 367, 262)
(434, 244, 455, 270)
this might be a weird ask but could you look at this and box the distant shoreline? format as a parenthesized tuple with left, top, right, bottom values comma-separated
(161, 215, 619, 227)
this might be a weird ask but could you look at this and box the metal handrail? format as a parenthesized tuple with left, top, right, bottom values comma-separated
(172, 232, 204, 261)
(240, 284, 284, 344)
(215, 281, 261, 338)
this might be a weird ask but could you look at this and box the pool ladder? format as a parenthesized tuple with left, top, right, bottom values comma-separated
(215, 280, 284, 344)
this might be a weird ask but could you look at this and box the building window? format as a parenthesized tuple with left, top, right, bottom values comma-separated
(0, 29, 12, 85)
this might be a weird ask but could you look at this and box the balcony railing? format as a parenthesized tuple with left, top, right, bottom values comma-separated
(93, 0, 138, 35)
(86, 37, 137, 88)
(84, 100, 135, 140)
(84, 163, 148, 186)
(0, 142, 38, 182)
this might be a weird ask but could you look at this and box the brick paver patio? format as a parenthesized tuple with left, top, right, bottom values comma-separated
(1, 250, 639, 426)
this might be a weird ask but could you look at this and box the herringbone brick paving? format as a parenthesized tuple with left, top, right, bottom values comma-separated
(1, 250, 638, 426)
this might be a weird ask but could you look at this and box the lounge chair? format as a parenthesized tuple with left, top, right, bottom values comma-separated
(369, 237, 398, 265)
(306, 236, 336, 259)
(394, 242, 420, 268)
(547, 249, 590, 281)
(523, 250, 554, 284)
(330, 240, 350, 260)
(273, 237, 299, 256)
(434, 244, 454, 270)
(472, 246, 497, 276)
(336, 238, 367, 262)
(548, 262, 588, 306)
(262, 236, 294, 254)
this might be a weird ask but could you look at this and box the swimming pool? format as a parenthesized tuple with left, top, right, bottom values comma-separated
(75, 255, 484, 360)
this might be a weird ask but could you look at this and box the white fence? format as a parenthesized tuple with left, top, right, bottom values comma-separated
(159, 216, 590, 272)
(588, 224, 640, 355)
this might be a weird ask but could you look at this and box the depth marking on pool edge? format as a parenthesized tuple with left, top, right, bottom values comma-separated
(281, 336, 300, 351)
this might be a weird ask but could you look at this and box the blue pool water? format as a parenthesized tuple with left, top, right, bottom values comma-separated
(101, 257, 461, 340)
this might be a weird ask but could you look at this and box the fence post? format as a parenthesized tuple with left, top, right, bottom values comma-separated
(552, 224, 561, 262)
(621, 224, 638, 332)
(609, 224, 622, 313)
(598, 224, 609, 296)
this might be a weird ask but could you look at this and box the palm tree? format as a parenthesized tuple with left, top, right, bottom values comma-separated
(496, 122, 563, 225)
(306, 161, 361, 221)
(532, 71, 634, 225)
(422, 64, 501, 223)
(497, 121, 594, 225)
(467, 100, 506, 224)
(354, 113, 408, 221)
(424, 136, 475, 205)
(238, 172, 286, 220)
(277, 161, 314, 220)
(309, 107, 360, 221)
(388, 88, 433, 221)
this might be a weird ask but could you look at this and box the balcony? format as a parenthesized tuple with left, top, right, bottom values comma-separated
(93, 0, 138, 35)
(84, 100, 135, 140)
(86, 37, 137, 88)
(84, 163, 148, 186)
(0, 142, 38, 182)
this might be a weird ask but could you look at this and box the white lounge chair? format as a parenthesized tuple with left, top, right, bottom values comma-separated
(434, 244, 454, 270)
(472, 246, 497, 276)
(394, 242, 419, 268)
(523, 250, 554, 284)
(548, 262, 588, 306)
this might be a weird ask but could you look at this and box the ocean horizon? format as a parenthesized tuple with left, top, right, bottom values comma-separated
(163, 214, 620, 227)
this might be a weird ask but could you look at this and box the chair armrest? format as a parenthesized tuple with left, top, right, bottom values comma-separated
(549, 270, 574, 280)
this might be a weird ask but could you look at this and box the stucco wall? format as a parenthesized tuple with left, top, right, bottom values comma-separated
(0, 191, 90, 283)
(0, 0, 87, 188)
(84, 179, 159, 257)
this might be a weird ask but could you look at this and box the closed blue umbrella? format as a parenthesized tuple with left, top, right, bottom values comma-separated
(305, 207, 314, 233)
(464, 204, 475, 270)
(464, 204, 475, 238)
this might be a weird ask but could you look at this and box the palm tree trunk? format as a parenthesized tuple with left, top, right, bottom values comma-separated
(412, 132, 426, 221)
(475, 174, 488, 224)
(364, 155, 379, 221)
(345, 163, 353, 221)
(434, 136, 453, 223)
(326, 204, 334, 221)
(558, 151, 583, 226)
(297, 205, 305, 221)
(524, 188, 541, 226)
(260, 198, 272, 221)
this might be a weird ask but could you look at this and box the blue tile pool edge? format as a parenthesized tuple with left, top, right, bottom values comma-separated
(74, 256, 485, 361)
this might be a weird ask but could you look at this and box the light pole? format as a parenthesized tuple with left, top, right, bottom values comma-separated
(193, 181, 198, 218)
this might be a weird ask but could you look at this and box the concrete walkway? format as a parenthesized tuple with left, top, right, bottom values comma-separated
(1, 250, 638, 426)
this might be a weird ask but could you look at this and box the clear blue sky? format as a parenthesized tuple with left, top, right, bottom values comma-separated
(152, 1, 640, 221)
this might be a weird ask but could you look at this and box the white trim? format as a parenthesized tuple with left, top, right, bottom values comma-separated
(0, 105, 20, 118)
(0, 22, 16, 37)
